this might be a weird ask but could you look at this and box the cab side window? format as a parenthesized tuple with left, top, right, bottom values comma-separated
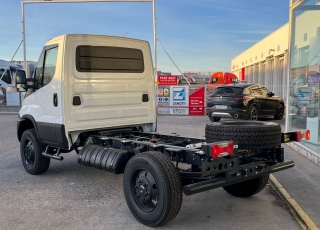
(34, 49, 45, 90)
(43, 47, 58, 86)
(34, 45, 58, 90)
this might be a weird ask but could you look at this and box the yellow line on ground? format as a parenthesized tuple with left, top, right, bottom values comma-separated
(269, 174, 319, 230)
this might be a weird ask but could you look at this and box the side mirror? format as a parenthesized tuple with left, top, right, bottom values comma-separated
(15, 70, 28, 91)
(15, 70, 27, 84)
(268, 92, 275, 97)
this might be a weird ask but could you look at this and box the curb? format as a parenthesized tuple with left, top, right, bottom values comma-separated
(269, 174, 319, 230)
(0, 112, 18, 115)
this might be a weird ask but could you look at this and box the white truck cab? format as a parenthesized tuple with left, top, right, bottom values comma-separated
(17, 34, 156, 150)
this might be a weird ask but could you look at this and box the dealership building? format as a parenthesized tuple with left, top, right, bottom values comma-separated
(232, 0, 320, 161)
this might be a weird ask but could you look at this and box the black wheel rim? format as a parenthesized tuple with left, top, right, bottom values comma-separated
(23, 139, 35, 166)
(250, 107, 258, 120)
(131, 168, 159, 212)
(278, 106, 284, 118)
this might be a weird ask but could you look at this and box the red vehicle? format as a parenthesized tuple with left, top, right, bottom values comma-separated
(207, 71, 238, 92)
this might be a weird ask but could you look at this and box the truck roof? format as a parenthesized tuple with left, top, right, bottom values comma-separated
(47, 34, 149, 44)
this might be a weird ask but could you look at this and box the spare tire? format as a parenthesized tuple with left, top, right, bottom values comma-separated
(205, 121, 282, 149)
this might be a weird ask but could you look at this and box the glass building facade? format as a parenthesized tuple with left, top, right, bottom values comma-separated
(288, 0, 320, 152)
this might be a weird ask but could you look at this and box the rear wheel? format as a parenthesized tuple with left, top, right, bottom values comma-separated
(123, 151, 182, 227)
(247, 106, 259, 120)
(209, 117, 221, 122)
(274, 104, 284, 120)
(20, 129, 50, 175)
(223, 174, 270, 197)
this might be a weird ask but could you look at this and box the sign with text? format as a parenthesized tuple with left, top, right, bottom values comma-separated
(170, 108, 189, 115)
(189, 86, 205, 115)
(157, 75, 178, 85)
(157, 86, 170, 106)
(170, 86, 189, 107)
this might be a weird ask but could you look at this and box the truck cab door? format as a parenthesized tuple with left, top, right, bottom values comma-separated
(20, 44, 63, 147)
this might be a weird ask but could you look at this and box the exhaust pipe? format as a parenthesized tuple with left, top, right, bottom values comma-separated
(234, 114, 238, 118)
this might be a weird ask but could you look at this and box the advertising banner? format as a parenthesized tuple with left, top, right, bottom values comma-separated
(170, 86, 189, 107)
(156, 85, 205, 116)
(189, 86, 205, 115)
(157, 86, 170, 106)
(169, 86, 189, 115)
(308, 71, 320, 86)
(157, 75, 178, 85)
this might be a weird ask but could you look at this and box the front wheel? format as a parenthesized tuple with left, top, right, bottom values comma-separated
(123, 151, 182, 227)
(20, 129, 50, 175)
(223, 174, 270, 197)
(209, 117, 221, 122)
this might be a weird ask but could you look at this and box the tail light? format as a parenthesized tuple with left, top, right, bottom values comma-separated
(296, 130, 310, 142)
(282, 130, 310, 143)
(233, 96, 248, 102)
(211, 141, 234, 158)
(208, 97, 213, 100)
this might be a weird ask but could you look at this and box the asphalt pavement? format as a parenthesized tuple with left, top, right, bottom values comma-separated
(0, 114, 319, 229)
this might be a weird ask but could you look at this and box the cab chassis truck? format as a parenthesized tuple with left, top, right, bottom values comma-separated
(15, 34, 309, 227)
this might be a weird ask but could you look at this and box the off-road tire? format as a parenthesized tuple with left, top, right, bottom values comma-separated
(274, 104, 284, 120)
(223, 174, 270, 197)
(205, 120, 282, 149)
(123, 151, 182, 227)
(20, 129, 50, 175)
(209, 117, 221, 122)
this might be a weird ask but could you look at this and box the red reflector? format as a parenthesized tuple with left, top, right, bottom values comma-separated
(211, 142, 234, 158)
(296, 132, 302, 142)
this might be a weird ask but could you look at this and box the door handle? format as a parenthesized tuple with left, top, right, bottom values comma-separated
(53, 93, 58, 107)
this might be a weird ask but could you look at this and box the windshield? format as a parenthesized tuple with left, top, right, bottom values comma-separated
(0, 66, 21, 85)
(211, 87, 243, 96)
(211, 78, 218, 83)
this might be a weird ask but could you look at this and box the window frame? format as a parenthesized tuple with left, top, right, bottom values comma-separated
(33, 44, 58, 91)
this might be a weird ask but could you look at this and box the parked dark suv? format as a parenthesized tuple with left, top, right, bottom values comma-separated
(206, 83, 285, 122)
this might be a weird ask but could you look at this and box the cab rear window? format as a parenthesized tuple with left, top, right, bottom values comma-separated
(211, 87, 243, 96)
(76, 46, 144, 73)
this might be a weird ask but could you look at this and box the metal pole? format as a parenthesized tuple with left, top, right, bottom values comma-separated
(153, 0, 157, 78)
(22, 2, 27, 78)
